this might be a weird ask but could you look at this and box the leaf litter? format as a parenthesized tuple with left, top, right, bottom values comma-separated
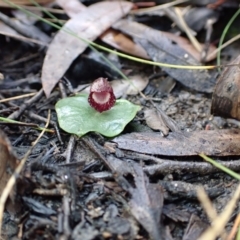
(1, 0, 240, 239)
(144, 108, 169, 135)
(127, 163, 164, 240)
(113, 19, 215, 92)
(41, 1, 133, 97)
(113, 129, 240, 156)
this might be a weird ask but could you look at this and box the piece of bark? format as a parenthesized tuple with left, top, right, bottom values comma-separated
(183, 214, 208, 240)
(211, 55, 240, 120)
(113, 129, 240, 156)
(128, 163, 164, 240)
(0, 129, 18, 199)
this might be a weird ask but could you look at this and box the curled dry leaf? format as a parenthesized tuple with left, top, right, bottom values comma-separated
(111, 75, 149, 98)
(0, 129, 18, 201)
(144, 108, 169, 135)
(211, 55, 240, 120)
(42, 1, 133, 97)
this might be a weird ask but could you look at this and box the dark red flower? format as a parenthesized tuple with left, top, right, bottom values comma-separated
(88, 78, 116, 113)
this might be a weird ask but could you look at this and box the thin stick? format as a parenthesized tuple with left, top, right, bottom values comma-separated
(208, 33, 240, 60)
(0, 93, 36, 103)
(217, 8, 240, 66)
(175, 7, 202, 52)
(0, 110, 51, 236)
(0, 30, 47, 46)
(198, 184, 240, 240)
(197, 187, 227, 239)
(227, 213, 240, 240)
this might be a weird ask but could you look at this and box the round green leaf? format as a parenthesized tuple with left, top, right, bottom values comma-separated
(55, 94, 141, 137)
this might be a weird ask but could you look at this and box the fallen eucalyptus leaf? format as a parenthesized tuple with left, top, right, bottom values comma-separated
(42, 1, 133, 97)
(56, 94, 141, 137)
(113, 129, 240, 156)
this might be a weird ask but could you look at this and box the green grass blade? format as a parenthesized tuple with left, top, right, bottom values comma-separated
(199, 153, 240, 180)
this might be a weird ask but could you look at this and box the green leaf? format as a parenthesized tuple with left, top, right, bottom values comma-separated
(55, 94, 141, 137)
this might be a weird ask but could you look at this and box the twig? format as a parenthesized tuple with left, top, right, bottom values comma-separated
(2, 53, 40, 67)
(65, 135, 76, 164)
(8, 89, 43, 120)
(175, 7, 202, 52)
(197, 187, 227, 239)
(0, 30, 47, 46)
(198, 183, 240, 240)
(208, 34, 240, 60)
(0, 93, 36, 103)
(227, 213, 240, 240)
(144, 158, 240, 175)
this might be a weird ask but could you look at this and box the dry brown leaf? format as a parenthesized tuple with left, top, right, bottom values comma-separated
(144, 108, 169, 135)
(56, 0, 87, 18)
(101, 28, 216, 62)
(0, 129, 18, 201)
(162, 31, 217, 62)
(41, 1, 133, 97)
(113, 129, 240, 156)
(100, 29, 149, 59)
(0, 0, 53, 6)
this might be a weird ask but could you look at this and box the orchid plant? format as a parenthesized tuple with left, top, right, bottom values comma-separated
(55, 78, 140, 137)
